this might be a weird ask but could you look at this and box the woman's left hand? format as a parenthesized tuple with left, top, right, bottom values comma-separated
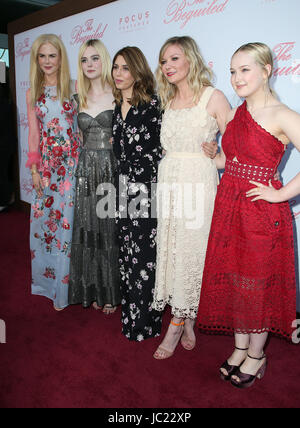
(273, 169, 280, 181)
(203, 141, 218, 159)
(246, 180, 282, 203)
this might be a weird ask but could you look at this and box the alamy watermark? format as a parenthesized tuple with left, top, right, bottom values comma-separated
(0, 319, 6, 344)
(292, 319, 300, 344)
(95, 177, 206, 230)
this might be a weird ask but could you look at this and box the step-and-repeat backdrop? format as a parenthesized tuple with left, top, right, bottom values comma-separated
(14, 0, 300, 309)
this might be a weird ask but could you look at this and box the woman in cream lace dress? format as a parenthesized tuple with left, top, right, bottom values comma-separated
(152, 36, 231, 359)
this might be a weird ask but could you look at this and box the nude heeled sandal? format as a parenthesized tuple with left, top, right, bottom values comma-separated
(153, 320, 185, 360)
(181, 320, 196, 351)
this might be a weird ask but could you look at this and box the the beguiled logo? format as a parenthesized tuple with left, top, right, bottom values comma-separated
(70, 19, 108, 45)
(18, 113, 29, 131)
(15, 37, 31, 61)
(21, 177, 34, 195)
(164, 0, 229, 29)
(273, 42, 300, 79)
(290, 199, 300, 222)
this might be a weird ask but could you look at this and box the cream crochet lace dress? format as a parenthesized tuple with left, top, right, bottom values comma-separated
(153, 86, 219, 319)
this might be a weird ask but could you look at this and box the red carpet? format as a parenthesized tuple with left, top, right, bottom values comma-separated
(0, 209, 300, 408)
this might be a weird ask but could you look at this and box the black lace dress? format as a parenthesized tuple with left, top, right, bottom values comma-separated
(112, 96, 162, 341)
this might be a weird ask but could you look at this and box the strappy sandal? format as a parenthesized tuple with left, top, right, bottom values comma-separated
(153, 319, 185, 360)
(230, 353, 267, 389)
(181, 319, 196, 351)
(220, 346, 249, 381)
(53, 305, 64, 312)
(102, 304, 117, 315)
(92, 302, 103, 311)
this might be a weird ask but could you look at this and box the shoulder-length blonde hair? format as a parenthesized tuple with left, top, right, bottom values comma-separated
(156, 36, 214, 110)
(112, 46, 155, 107)
(232, 42, 276, 96)
(29, 34, 71, 107)
(77, 39, 113, 109)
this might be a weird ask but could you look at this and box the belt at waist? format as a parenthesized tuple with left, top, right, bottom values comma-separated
(224, 159, 275, 182)
(165, 151, 204, 159)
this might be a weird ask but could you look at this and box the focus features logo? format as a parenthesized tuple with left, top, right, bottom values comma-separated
(118, 11, 150, 32)
(19, 81, 30, 91)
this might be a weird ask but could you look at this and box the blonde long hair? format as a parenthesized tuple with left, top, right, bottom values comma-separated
(233, 42, 276, 96)
(29, 34, 71, 107)
(77, 39, 113, 109)
(156, 36, 214, 110)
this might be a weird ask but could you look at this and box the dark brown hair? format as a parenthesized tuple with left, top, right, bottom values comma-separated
(112, 46, 155, 106)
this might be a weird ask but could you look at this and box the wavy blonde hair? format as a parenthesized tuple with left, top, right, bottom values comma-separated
(29, 34, 71, 107)
(156, 36, 214, 110)
(112, 46, 155, 107)
(233, 42, 276, 96)
(77, 39, 113, 109)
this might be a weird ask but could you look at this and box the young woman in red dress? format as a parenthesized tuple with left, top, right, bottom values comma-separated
(197, 42, 300, 389)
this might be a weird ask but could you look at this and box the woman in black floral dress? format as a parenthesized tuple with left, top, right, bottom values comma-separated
(112, 46, 162, 341)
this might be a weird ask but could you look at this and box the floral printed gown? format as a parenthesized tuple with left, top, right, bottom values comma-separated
(26, 85, 80, 309)
(112, 96, 163, 341)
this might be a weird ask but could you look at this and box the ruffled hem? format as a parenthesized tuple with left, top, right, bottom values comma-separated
(197, 323, 294, 342)
(25, 151, 42, 168)
(153, 298, 198, 320)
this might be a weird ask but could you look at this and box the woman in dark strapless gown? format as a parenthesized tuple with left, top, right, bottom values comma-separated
(68, 39, 121, 311)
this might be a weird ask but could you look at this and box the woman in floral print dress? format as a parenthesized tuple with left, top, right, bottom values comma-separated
(26, 34, 80, 310)
(112, 47, 162, 341)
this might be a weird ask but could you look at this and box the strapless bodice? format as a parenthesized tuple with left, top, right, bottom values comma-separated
(78, 110, 113, 150)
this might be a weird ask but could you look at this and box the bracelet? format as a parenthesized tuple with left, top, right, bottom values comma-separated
(31, 167, 38, 175)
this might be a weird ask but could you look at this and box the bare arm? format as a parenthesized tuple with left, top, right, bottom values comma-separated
(206, 90, 231, 168)
(207, 89, 231, 135)
(211, 103, 237, 170)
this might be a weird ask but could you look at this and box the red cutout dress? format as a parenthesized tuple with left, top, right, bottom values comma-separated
(197, 101, 296, 340)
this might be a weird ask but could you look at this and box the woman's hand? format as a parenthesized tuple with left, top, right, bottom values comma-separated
(203, 141, 218, 159)
(274, 169, 280, 181)
(32, 172, 44, 198)
(246, 180, 283, 203)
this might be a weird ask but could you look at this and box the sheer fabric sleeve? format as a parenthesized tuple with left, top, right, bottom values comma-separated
(25, 89, 41, 168)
